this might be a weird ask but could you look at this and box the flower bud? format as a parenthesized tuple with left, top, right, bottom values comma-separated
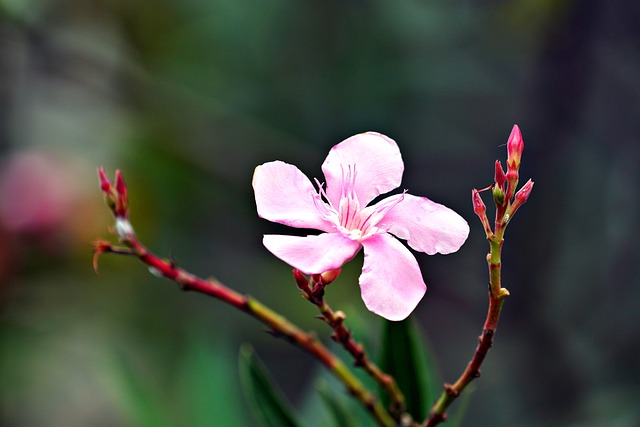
(506, 124, 524, 171)
(505, 167, 519, 201)
(98, 167, 112, 193)
(114, 170, 128, 217)
(494, 160, 506, 188)
(508, 179, 534, 217)
(293, 269, 311, 294)
(320, 268, 341, 285)
(98, 168, 117, 211)
(515, 179, 534, 204)
(492, 183, 506, 207)
(472, 189, 493, 237)
(472, 189, 486, 217)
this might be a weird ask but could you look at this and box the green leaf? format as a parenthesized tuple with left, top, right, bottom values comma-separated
(238, 345, 305, 427)
(315, 379, 359, 427)
(175, 332, 245, 426)
(379, 316, 441, 420)
(108, 353, 173, 427)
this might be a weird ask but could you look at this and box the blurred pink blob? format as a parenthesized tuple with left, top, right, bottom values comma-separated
(0, 149, 105, 245)
(0, 150, 75, 234)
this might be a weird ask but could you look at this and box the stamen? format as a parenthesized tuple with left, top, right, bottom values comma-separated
(338, 164, 360, 229)
(359, 190, 407, 237)
(312, 178, 336, 219)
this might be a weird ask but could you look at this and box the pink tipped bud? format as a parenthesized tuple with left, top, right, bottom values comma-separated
(508, 179, 534, 218)
(494, 160, 507, 188)
(320, 268, 341, 285)
(293, 269, 311, 294)
(114, 170, 128, 217)
(98, 167, 118, 211)
(115, 170, 126, 195)
(505, 167, 519, 201)
(472, 189, 493, 236)
(472, 189, 486, 216)
(515, 179, 534, 204)
(506, 124, 524, 171)
(98, 167, 112, 193)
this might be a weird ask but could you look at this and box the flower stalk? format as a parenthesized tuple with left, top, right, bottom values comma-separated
(94, 168, 396, 427)
(423, 125, 533, 426)
(295, 269, 408, 421)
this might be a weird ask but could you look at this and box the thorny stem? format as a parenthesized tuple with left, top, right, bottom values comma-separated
(296, 271, 408, 422)
(94, 169, 396, 427)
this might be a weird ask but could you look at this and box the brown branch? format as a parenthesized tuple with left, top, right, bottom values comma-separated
(294, 270, 408, 421)
(94, 168, 396, 427)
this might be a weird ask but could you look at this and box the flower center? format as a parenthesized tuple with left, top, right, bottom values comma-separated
(332, 165, 378, 240)
(314, 165, 404, 242)
(337, 165, 361, 230)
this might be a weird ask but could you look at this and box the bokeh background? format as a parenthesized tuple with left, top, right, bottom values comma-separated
(1, 1, 639, 426)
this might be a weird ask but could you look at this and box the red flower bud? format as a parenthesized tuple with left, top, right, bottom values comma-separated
(293, 269, 311, 294)
(494, 160, 506, 188)
(98, 167, 112, 193)
(472, 189, 486, 216)
(515, 179, 534, 204)
(506, 124, 524, 171)
(115, 170, 126, 195)
(320, 268, 341, 285)
(508, 179, 534, 218)
(472, 189, 493, 237)
(114, 170, 128, 217)
(98, 167, 117, 211)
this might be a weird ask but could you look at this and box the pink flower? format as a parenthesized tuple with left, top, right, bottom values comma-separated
(252, 132, 469, 320)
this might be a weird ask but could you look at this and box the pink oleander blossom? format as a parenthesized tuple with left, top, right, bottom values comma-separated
(252, 132, 469, 320)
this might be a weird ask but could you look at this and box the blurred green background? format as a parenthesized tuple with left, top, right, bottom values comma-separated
(1, 0, 639, 426)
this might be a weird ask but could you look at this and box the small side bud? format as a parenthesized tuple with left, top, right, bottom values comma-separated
(320, 268, 341, 285)
(508, 179, 534, 217)
(472, 189, 493, 237)
(115, 170, 126, 194)
(515, 179, 534, 204)
(472, 189, 486, 217)
(98, 167, 112, 193)
(293, 269, 311, 294)
(98, 168, 117, 210)
(506, 124, 524, 171)
(494, 160, 506, 188)
(492, 184, 506, 207)
(114, 170, 128, 217)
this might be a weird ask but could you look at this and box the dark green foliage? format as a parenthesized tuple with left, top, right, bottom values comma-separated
(380, 316, 441, 421)
(239, 345, 305, 427)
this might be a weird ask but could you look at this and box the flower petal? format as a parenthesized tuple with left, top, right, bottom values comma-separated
(263, 233, 361, 274)
(359, 233, 426, 321)
(321, 132, 404, 207)
(377, 194, 469, 255)
(253, 161, 334, 232)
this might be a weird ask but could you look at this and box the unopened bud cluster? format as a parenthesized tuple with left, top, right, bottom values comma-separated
(472, 125, 534, 237)
(294, 268, 341, 304)
(98, 168, 133, 239)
